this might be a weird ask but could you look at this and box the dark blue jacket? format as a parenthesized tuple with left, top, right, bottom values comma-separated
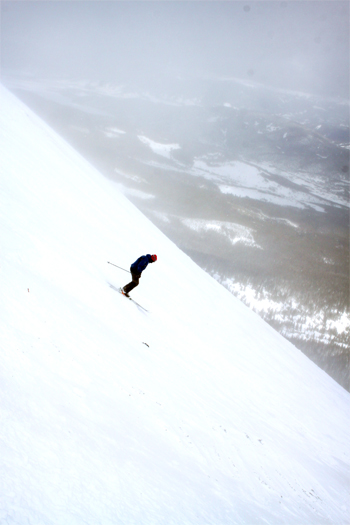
(130, 254, 153, 275)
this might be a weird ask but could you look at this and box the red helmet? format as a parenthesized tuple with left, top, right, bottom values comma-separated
(151, 254, 157, 262)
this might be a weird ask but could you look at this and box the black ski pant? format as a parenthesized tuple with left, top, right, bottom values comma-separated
(123, 272, 141, 294)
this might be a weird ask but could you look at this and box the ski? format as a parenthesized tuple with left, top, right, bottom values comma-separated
(118, 288, 148, 312)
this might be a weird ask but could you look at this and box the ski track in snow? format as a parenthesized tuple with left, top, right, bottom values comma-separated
(1, 85, 349, 525)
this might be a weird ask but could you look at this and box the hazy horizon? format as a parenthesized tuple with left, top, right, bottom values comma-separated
(1, 1, 349, 99)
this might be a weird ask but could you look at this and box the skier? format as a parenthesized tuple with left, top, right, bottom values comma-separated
(122, 254, 157, 297)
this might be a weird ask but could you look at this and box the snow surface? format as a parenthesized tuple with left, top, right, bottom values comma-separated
(138, 135, 181, 159)
(104, 127, 126, 138)
(1, 85, 349, 524)
(181, 219, 261, 249)
(190, 160, 340, 212)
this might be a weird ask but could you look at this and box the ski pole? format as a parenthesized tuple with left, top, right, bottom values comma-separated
(107, 261, 130, 273)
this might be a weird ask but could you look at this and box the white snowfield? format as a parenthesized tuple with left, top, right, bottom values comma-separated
(0, 85, 349, 525)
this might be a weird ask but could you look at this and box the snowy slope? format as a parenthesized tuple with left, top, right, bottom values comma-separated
(0, 85, 349, 525)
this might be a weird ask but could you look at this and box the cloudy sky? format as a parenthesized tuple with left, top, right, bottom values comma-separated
(1, 1, 349, 98)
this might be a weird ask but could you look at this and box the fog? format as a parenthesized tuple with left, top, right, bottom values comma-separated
(1, 1, 349, 99)
(1, 1, 349, 389)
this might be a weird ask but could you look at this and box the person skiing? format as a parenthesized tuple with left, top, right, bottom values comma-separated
(122, 254, 157, 297)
